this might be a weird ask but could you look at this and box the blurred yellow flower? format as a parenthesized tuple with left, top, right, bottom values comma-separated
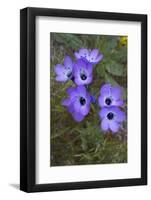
(119, 36, 127, 46)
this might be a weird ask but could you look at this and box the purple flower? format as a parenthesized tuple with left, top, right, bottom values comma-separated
(99, 106, 126, 133)
(62, 85, 91, 122)
(73, 59, 93, 85)
(98, 84, 124, 107)
(74, 48, 103, 64)
(54, 56, 73, 82)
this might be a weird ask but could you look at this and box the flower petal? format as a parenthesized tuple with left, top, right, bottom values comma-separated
(90, 49, 99, 60)
(73, 100, 81, 113)
(112, 99, 124, 107)
(86, 63, 93, 74)
(111, 86, 123, 100)
(85, 75, 93, 85)
(114, 108, 126, 122)
(101, 118, 109, 131)
(99, 108, 109, 119)
(74, 52, 81, 59)
(98, 96, 105, 107)
(72, 112, 85, 122)
(79, 48, 89, 57)
(74, 75, 84, 85)
(109, 121, 119, 133)
(74, 74, 91, 86)
(80, 105, 90, 116)
(54, 64, 65, 75)
(100, 83, 111, 96)
(78, 59, 87, 68)
(86, 93, 91, 104)
(62, 98, 71, 106)
(73, 62, 80, 74)
(55, 75, 68, 82)
(64, 56, 73, 69)
(67, 87, 77, 97)
(76, 85, 86, 96)
(94, 54, 103, 63)
(68, 104, 75, 113)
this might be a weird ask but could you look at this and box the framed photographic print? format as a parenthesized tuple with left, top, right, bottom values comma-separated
(20, 7, 147, 192)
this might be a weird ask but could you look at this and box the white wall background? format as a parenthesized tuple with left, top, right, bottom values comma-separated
(0, 0, 150, 199)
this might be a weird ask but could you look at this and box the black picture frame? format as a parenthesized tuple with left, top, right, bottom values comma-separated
(20, 7, 147, 193)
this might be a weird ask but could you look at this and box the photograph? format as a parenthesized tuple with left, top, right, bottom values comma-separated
(20, 7, 147, 192)
(50, 32, 127, 167)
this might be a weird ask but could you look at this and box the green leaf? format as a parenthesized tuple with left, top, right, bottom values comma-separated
(81, 138, 87, 151)
(104, 73, 119, 86)
(105, 38, 118, 51)
(53, 33, 83, 49)
(91, 104, 96, 113)
(96, 64, 105, 77)
(123, 88, 127, 100)
(100, 37, 118, 54)
(82, 154, 92, 161)
(105, 61, 126, 76)
(112, 46, 127, 63)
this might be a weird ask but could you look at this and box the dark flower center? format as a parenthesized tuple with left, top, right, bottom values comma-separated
(81, 74, 87, 80)
(107, 112, 114, 120)
(80, 97, 86, 106)
(105, 98, 112, 105)
(67, 71, 72, 78)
